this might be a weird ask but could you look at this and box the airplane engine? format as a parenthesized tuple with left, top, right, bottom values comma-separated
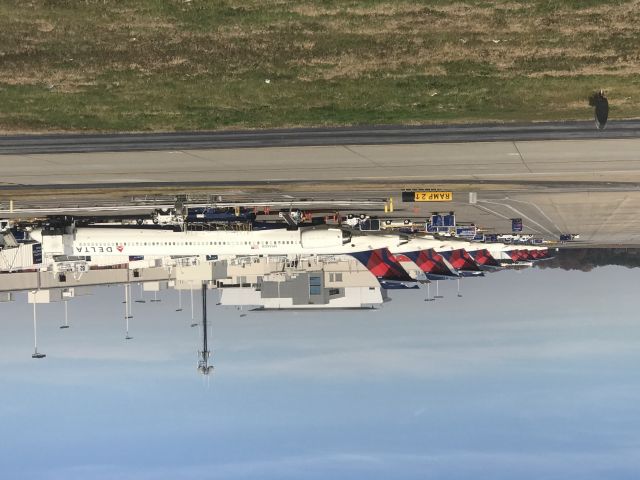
(300, 228, 347, 249)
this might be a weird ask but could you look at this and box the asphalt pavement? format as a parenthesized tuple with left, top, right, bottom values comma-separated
(2, 137, 640, 188)
(1, 120, 639, 155)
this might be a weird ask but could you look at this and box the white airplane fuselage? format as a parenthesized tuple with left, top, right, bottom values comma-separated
(65, 227, 405, 258)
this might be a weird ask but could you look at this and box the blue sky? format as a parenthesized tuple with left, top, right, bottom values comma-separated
(1, 267, 639, 480)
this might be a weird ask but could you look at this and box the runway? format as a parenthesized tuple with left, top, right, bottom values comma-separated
(1, 120, 640, 155)
(2, 137, 640, 187)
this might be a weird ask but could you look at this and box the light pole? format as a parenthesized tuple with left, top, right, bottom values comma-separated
(127, 283, 133, 319)
(32, 302, 45, 359)
(59, 300, 70, 329)
(424, 281, 434, 302)
(176, 289, 183, 312)
(135, 283, 146, 303)
(434, 280, 443, 299)
(197, 283, 213, 376)
(190, 285, 197, 327)
(124, 284, 133, 340)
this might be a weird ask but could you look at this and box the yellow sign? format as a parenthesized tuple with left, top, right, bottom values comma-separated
(414, 191, 452, 202)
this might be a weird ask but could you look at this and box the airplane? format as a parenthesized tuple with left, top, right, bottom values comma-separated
(28, 224, 547, 276)
(30, 225, 406, 258)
